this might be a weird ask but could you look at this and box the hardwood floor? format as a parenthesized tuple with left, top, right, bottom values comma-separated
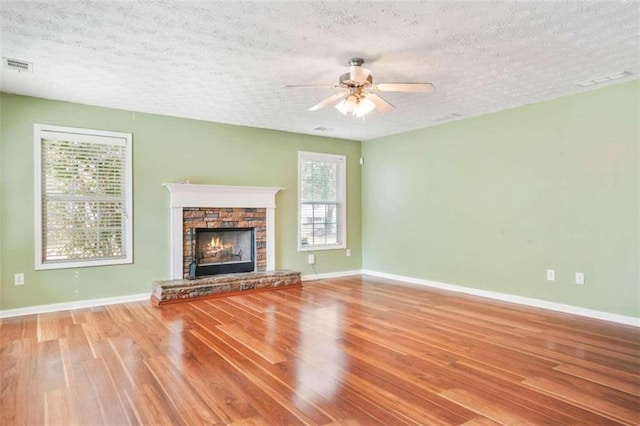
(1, 275, 639, 425)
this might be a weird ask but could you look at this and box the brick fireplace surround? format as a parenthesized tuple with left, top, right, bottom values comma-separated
(182, 207, 267, 278)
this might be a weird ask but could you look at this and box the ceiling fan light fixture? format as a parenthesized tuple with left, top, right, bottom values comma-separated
(354, 96, 376, 117)
(336, 94, 376, 117)
(335, 99, 352, 115)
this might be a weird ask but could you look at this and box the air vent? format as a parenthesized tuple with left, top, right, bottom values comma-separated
(3, 57, 33, 72)
(575, 71, 630, 87)
(313, 126, 333, 132)
(431, 113, 461, 122)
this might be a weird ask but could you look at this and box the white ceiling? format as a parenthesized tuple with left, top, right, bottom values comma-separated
(1, 1, 639, 141)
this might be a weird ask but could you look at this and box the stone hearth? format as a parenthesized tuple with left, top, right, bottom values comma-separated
(151, 270, 302, 305)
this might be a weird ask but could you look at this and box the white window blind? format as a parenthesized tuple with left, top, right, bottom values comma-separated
(34, 124, 133, 270)
(298, 151, 346, 250)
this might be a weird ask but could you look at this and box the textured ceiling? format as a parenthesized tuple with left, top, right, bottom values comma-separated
(1, 1, 639, 141)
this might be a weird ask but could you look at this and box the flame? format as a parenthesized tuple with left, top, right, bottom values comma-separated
(207, 235, 233, 253)
(209, 236, 222, 249)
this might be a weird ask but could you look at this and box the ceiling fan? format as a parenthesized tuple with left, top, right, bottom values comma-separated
(287, 58, 434, 117)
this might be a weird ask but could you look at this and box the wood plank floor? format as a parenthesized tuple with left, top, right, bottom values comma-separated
(1, 275, 639, 425)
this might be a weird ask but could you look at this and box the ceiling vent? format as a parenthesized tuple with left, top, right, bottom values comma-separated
(575, 71, 630, 87)
(3, 57, 33, 72)
(431, 113, 461, 122)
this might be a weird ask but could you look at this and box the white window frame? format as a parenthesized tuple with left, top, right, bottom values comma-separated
(34, 124, 133, 270)
(298, 151, 347, 251)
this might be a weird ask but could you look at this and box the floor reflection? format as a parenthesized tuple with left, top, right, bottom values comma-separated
(264, 304, 276, 345)
(168, 318, 185, 370)
(294, 302, 346, 407)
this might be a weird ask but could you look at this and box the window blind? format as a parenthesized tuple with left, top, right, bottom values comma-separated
(35, 125, 133, 269)
(298, 152, 346, 250)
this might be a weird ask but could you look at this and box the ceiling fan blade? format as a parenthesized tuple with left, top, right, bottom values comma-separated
(309, 91, 347, 111)
(367, 93, 395, 113)
(375, 83, 435, 93)
(349, 66, 371, 83)
(285, 84, 341, 89)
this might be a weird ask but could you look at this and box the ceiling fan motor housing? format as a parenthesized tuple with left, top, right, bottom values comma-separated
(340, 58, 372, 87)
(339, 73, 373, 88)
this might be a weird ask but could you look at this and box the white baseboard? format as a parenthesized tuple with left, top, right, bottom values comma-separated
(302, 269, 363, 282)
(362, 269, 640, 327)
(4, 270, 636, 327)
(0, 293, 151, 319)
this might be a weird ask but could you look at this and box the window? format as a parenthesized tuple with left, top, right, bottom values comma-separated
(34, 124, 133, 270)
(298, 151, 346, 251)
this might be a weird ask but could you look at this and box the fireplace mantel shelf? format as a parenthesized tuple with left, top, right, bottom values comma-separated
(164, 183, 284, 209)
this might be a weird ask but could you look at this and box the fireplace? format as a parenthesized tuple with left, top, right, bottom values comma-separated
(183, 207, 266, 279)
(164, 183, 282, 280)
(190, 227, 255, 277)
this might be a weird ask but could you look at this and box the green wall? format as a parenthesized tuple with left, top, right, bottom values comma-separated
(0, 94, 362, 310)
(2, 82, 639, 317)
(363, 81, 640, 317)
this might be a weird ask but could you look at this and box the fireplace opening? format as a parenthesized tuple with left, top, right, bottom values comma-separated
(190, 227, 255, 277)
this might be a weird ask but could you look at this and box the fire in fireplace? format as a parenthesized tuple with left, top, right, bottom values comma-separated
(189, 227, 255, 278)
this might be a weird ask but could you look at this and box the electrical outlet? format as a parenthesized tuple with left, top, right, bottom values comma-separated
(546, 269, 555, 281)
(575, 272, 585, 285)
(14, 273, 24, 286)
(308, 254, 315, 265)
(346, 249, 351, 257)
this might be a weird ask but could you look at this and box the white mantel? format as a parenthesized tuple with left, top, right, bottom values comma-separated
(164, 183, 283, 279)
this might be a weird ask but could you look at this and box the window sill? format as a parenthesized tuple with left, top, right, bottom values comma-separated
(35, 257, 133, 271)
(298, 244, 346, 252)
